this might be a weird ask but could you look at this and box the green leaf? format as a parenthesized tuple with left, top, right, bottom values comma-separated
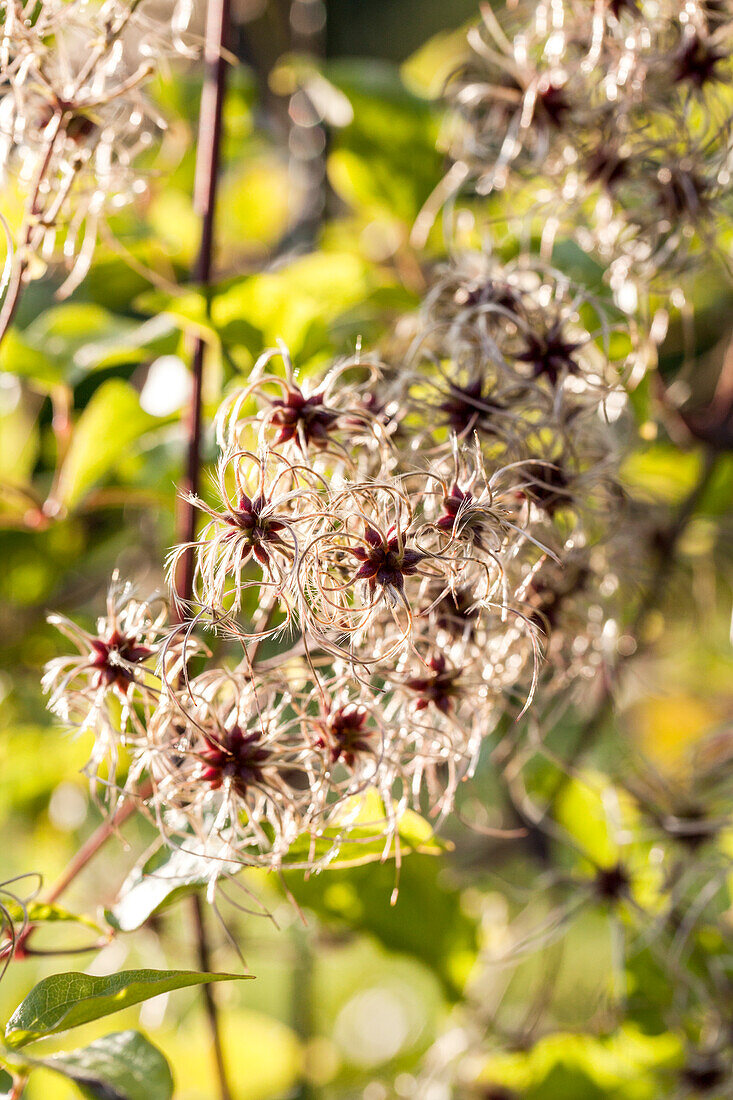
(325, 61, 442, 225)
(0, 725, 91, 824)
(283, 790, 446, 869)
(146, 189, 201, 265)
(5, 968, 250, 1047)
(401, 23, 473, 99)
(70, 315, 179, 372)
(55, 380, 161, 510)
(34, 1031, 173, 1100)
(136, 247, 406, 368)
(0, 328, 63, 390)
(216, 158, 290, 252)
(555, 774, 620, 869)
(0, 1069, 12, 1098)
(111, 798, 444, 933)
(284, 850, 477, 1000)
(132, 288, 221, 350)
(477, 1025, 681, 1098)
(209, 251, 378, 361)
(0, 307, 173, 390)
(109, 847, 215, 933)
(0, 387, 40, 488)
(24, 304, 133, 359)
(621, 445, 704, 505)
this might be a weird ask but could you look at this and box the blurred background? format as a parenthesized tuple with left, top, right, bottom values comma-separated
(1, 1, 733, 1097)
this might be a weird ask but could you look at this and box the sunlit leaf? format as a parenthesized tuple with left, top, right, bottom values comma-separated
(401, 23, 473, 99)
(146, 189, 201, 265)
(325, 61, 442, 225)
(0, 329, 63, 390)
(55, 380, 163, 510)
(111, 798, 443, 933)
(0, 386, 40, 488)
(284, 851, 477, 999)
(109, 847, 216, 934)
(621, 445, 703, 504)
(478, 1025, 681, 1098)
(0, 726, 90, 823)
(133, 288, 216, 343)
(217, 158, 290, 254)
(27, 1031, 173, 1100)
(71, 315, 180, 372)
(555, 774, 620, 869)
(283, 791, 446, 869)
(210, 250, 379, 361)
(5, 969, 251, 1047)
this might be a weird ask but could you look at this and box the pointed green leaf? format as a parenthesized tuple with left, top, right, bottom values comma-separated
(5, 968, 250, 1047)
(36, 1030, 173, 1100)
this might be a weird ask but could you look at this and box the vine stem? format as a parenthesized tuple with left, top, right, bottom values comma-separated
(2, 12, 231, 1098)
(9, 1072, 28, 1100)
(176, 1, 233, 1098)
(44, 781, 153, 906)
(291, 926, 316, 1100)
(0, 113, 63, 348)
(10, 781, 151, 961)
(176, 0, 231, 601)
(37, 8, 233, 1100)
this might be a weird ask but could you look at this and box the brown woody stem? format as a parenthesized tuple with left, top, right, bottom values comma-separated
(45, 785, 151, 905)
(177, 1, 233, 1098)
(0, 113, 63, 348)
(176, 0, 231, 602)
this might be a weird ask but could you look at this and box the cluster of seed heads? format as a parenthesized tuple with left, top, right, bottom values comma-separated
(0, 0, 194, 297)
(45, 246, 634, 874)
(387, 3, 733, 1096)
(442, 0, 733, 289)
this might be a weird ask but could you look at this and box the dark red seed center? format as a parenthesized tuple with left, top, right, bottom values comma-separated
(90, 629, 152, 691)
(200, 725, 271, 796)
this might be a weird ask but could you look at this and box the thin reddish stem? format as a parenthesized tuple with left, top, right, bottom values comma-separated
(0, 113, 63, 347)
(176, 0, 231, 602)
(176, 2, 233, 1099)
(12, 781, 152, 960)
(45, 783, 152, 905)
(9, 1072, 28, 1100)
